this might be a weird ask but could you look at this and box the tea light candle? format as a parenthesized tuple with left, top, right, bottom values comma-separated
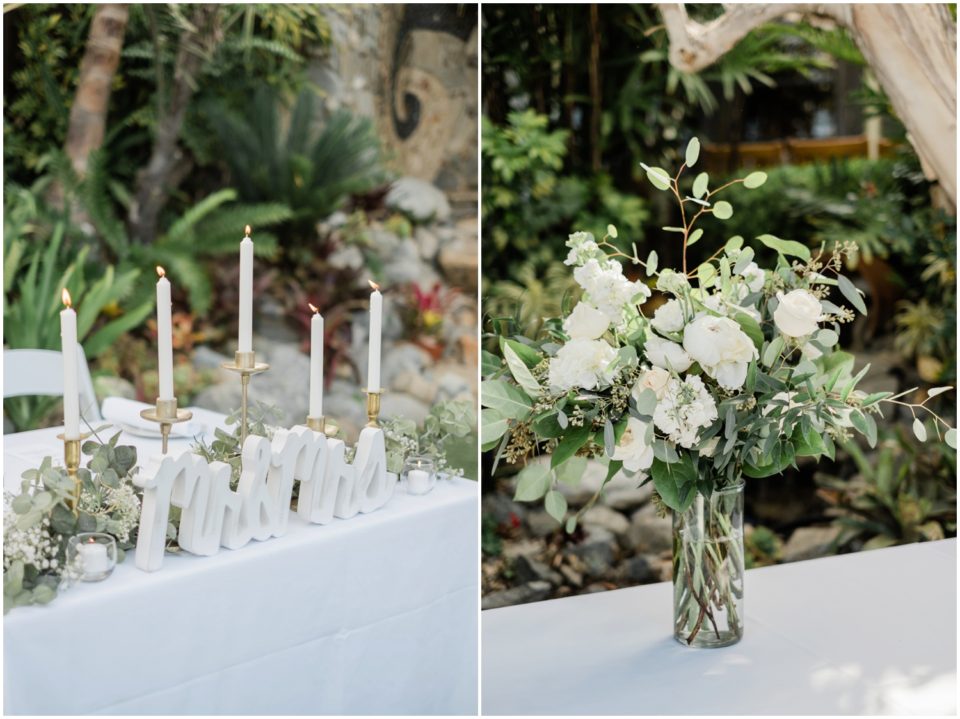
(78, 538, 109, 575)
(407, 462, 431, 494)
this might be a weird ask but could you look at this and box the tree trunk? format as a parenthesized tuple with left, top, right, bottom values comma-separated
(64, 4, 129, 179)
(657, 3, 957, 209)
(129, 4, 223, 245)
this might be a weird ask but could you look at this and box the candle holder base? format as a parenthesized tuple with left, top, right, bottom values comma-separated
(140, 398, 193, 455)
(365, 390, 382, 429)
(306, 415, 326, 434)
(221, 351, 270, 446)
(56, 431, 92, 513)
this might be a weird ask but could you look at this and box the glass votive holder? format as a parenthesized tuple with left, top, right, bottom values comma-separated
(402, 456, 436, 496)
(66, 533, 117, 582)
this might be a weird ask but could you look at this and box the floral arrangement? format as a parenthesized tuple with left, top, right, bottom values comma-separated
(484, 137, 955, 522)
(3, 431, 141, 613)
(380, 399, 476, 476)
(482, 137, 955, 644)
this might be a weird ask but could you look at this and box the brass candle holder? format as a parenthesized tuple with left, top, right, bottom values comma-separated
(57, 432, 91, 512)
(306, 415, 326, 434)
(221, 350, 270, 446)
(139, 398, 193, 455)
(365, 389, 382, 428)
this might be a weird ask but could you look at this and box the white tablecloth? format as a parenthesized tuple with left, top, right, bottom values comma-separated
(482, 539, 956, 716)
(4, 423, 479, 715)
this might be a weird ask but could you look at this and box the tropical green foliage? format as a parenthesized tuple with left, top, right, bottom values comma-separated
(817, 431, 956, 550)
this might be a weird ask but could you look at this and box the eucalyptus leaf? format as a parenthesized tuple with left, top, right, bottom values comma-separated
(545, 490, 567, 522)
(836, 274, 867, 315)
(687, 228, 704, 246)
(692, 172, 709, 199)
(645, 166, 672, 191)
(743, 171, 767, 189)
(646, 251, 658, 275)
(503, 343, 542, 398)
(480, 379, 532, 420)
(912, 418, 928, 442)
(513, 463, 552, 502)
(757, 234, 810, 261)
(712, 201, 733, 220)
(685, 137, 700, 167)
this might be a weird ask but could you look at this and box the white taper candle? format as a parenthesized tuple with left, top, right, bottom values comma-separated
(60, 289, 80, 439)
(367, 282, 382, 391)
(238, 226, 254, 353)
(156, 267, 174, 400)
(309, 304, 324, 417)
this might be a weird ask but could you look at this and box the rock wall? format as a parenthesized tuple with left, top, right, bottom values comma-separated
(311, 4, 478, 197)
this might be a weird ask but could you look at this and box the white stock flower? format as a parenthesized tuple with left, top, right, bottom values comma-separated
(774, 289, 823, 338)
(644, 335, 692, 372)
(564, 231, 601, 267)
(738, 261, 765, 293)
(682, 315, 758, 390)
(563, 301, 609, 340)
(573, 258, 650, 326)
(612, 416, 655, 473)
(653, 375, 719, 449)
(633, 366, 670, 400)
(651, 299, 685, 334)
(548, 338, 618, 392)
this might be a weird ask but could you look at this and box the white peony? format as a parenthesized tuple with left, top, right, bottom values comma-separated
(573, 258, 650, 326)
(653, 375, 719, 448)
(738, 261, 765, 293)
(774, 289, 823, 338)
(633, 366, 670, 400)
(563, 301, 609, 340)
(651, 299, 685, 334)
(548, 338, 618, 392)
(644, 335, 693, 372)
(682, 315, 758, 390)
(612, 416, 655, 473)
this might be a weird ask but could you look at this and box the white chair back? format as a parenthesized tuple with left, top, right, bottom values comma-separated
(3, 346, 103, 423)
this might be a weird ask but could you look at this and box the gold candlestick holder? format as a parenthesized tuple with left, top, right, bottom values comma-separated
(57, 431, 91, 513)
(306, 415, 326, 434)
(221, 350, 270, 446)
(139, 398, 193, 455)
(365, 390, 382, 428)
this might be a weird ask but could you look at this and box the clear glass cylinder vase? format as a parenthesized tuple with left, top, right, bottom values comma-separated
(672, 481, 745, 648)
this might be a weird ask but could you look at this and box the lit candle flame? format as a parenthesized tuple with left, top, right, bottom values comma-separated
(308, 302, 319, 314)
(369, 280, 380, 291)
(244, 224, 252, 237)
(61, 288, 72, 308)
(156, 266, 166, 278)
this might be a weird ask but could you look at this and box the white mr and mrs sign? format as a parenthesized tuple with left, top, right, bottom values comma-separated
(133, 426, 394, 572)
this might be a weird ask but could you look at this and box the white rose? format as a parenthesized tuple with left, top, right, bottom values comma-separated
(644, 335, 692, 372)
(651, 299, 685, 334)
(563, 302, 609, 340)
(738, 261, 765, 293)
(612, 416, 655, 473)
(682, 315, 758, 390)
(774, 289, 823, 338)
(633, 366, 670, 401)
(573, 259, 650, 328)
(548, 338, 618, 392)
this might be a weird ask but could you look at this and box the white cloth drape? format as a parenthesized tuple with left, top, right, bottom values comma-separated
(4, 426, 478, 715)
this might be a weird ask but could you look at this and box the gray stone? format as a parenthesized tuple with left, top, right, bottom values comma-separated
(502, 538, 544, 562)
(625, 504, 673, 553)
(481, 581, 551, 610)
(559, 564, 584, 588)
(192, 382, 241, 417)
(514, 555, 562, 586)
(437, 238, 477, 291)
(436, 371, 473, 403)
(525, 509, 561, 538)
(605, 483, 654, 512)
(782, 526, 842, 563)
(379, 392, 430, 426)
(570, 526, 617, 578)
(382, 238, 427, 285)
(256, 296, 299, 343)
(582, 505, 630, 536)
(415, 226, 440, 262)
(380, 344, 433, 389)
(389, 370, 438, 405)
(369, 227, 401, 256)
(327, 244, 365, 271)
(93, 375, 136, 402)
(621, 555, 657, 583)
(482, 492, 527, 526)
(192, 346, 230, 371)
(385, 177, 452, 223)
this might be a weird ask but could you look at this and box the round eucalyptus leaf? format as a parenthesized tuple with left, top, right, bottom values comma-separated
(743, 171, 768, 189)
(692, 172, 709, 199)
(685, 137, 700, 167)
(712, 201, 733, 220)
